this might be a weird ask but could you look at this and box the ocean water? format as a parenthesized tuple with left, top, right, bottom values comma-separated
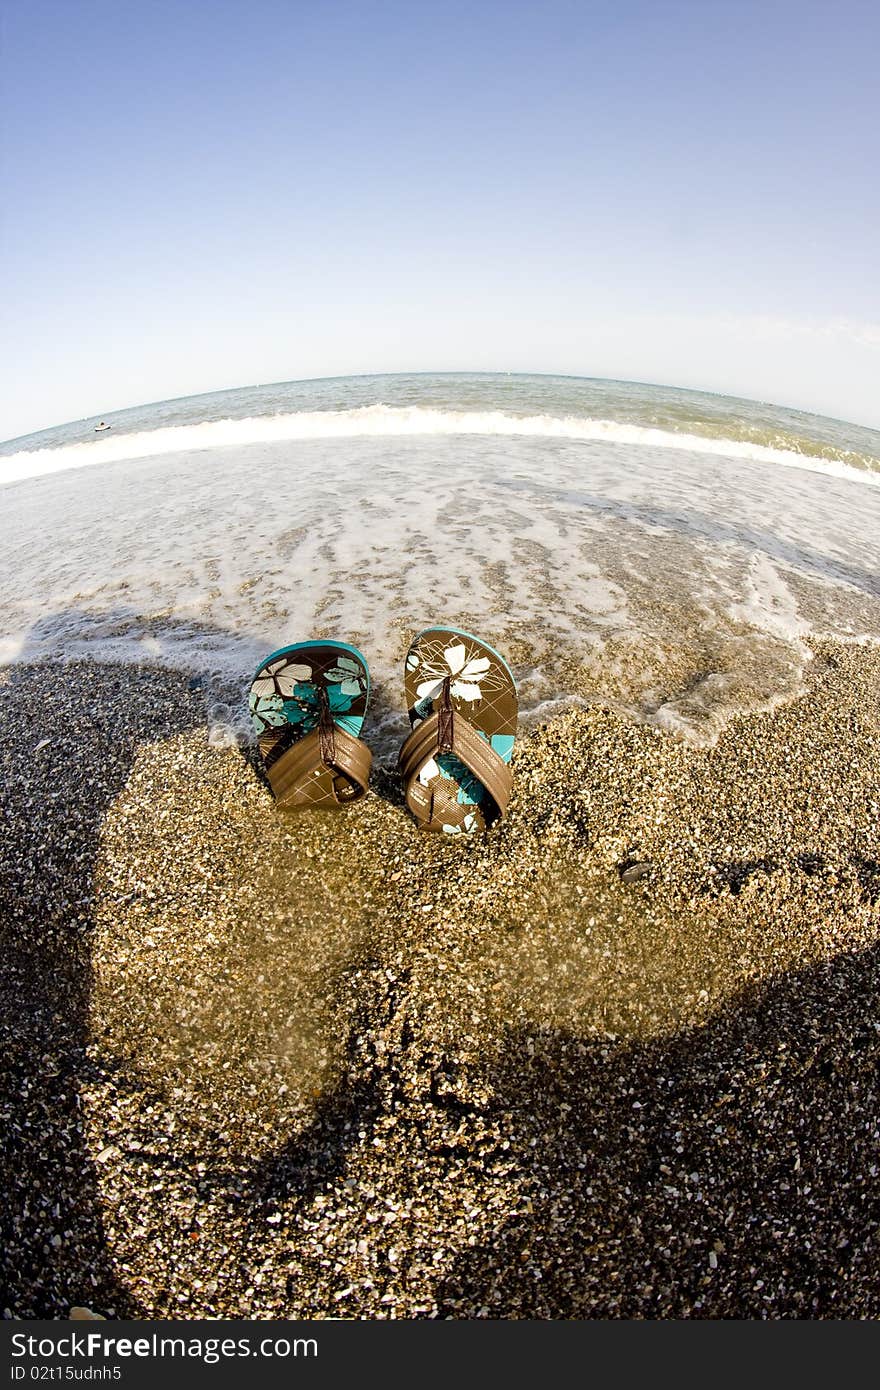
(2, 373, 879, 756)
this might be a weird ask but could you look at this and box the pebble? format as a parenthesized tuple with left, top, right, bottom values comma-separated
(619, 860, 653, 884)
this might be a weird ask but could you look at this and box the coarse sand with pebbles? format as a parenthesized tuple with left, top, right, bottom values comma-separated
(1, 638, 879, 1319)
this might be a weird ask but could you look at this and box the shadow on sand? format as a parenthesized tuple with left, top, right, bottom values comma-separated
(238, 939, 880, 1318)
(0, 611, 405, 1317)
(0, 650, 213, 1316)
(429, 939, 880, 1317)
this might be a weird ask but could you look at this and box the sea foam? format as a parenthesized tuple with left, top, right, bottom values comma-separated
(3, 405, 879, 488)
(2, 422, 879, 753)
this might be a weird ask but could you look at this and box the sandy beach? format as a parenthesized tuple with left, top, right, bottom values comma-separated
(1, 637, 878, 1319)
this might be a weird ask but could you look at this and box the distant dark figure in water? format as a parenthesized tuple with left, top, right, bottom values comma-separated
(95, 421, 111, 432)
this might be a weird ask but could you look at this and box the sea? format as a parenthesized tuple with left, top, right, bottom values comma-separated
(2, 372, 879, 758)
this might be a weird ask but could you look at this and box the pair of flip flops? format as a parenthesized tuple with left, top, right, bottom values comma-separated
(248, 627, 518, 834)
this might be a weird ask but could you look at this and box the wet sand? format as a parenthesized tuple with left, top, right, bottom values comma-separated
(1, 639, 878, 1318)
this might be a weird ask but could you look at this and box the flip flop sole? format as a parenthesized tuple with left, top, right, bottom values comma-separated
(403, 626, 517, 834)
(249, 640, 371, 806)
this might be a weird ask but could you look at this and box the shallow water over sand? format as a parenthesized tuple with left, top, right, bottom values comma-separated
(2, 433, 879, 751)
(2, 376, 879, 750)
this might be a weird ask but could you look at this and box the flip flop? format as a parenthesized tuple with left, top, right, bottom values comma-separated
(398, 626, 517, 833)
(249, 641, 372, 809)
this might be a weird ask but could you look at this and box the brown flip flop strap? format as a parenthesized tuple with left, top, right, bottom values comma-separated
(267, 721, 372, 808)
(398, 702, 513, 827)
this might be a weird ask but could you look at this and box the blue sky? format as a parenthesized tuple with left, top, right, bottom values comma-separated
(2, 0, 879, 438)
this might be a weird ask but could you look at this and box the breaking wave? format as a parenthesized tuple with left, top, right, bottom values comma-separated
(3, 405, 879, 487)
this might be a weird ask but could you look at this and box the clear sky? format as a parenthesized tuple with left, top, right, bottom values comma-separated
(2, 0, 879, 439)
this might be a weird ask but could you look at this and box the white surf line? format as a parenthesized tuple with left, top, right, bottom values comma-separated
(3, 405, 879, 487)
